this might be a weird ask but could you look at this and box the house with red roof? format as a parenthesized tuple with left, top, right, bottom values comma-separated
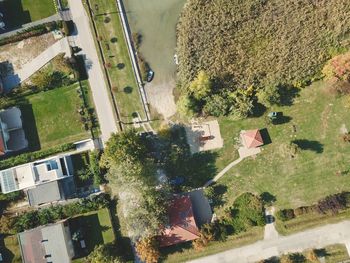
(159, 195, 201, 247)
(240, 129, 264, 149)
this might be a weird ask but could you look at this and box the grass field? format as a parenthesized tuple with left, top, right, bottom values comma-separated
(71, 208, 115, 262)
(2, 0, 56, 29)
(206, 80, 350, 214)
(88, 0, 146, 123)
(2, 235, 22, 263)
(21, 84, 90, 150)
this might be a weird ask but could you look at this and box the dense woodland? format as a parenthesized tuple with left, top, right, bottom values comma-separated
(176, 0, 350, 117)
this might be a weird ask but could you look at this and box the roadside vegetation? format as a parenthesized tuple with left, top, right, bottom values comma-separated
(176, 0, 350, 118)
(86, 0, 146, 123)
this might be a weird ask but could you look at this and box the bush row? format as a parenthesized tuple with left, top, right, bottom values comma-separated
(0, 143, 75, 170)
(0, 21, 62, 47)
(276, 192, 350, 221)
(14, 193, 110, 232)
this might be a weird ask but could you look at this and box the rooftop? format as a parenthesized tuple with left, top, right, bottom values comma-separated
(159, 195, 200, 247)
(18, 221, 75, 263)
(0, 154, 73, 193)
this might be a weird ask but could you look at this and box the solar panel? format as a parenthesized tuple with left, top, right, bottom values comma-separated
(0, 170, 17, 193)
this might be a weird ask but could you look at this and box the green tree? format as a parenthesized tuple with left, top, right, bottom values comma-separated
(257, 85, 280, 108)
(203, 94, 230, 116)
(188, 71, 212, 100)
(229, 90, 254, 119)
(176, 94, 199, 117)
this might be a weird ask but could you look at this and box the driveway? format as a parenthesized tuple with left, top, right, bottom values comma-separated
(3, 37, 70, 91)
(189, 220, 350, 263)
(68, 0, 118, 144)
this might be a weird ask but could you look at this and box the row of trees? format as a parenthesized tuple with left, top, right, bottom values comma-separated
(277, 192, 350, 222)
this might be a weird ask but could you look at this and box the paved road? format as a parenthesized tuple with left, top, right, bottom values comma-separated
(68, 0, 118, 144)
(3, 38, 70, 92)
(189, 220, 350, 263)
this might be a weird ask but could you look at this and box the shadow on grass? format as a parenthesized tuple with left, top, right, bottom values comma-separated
(315, 248, 330, 257)
(260, 128, 272, 145)
(109, 199, 134, 261)
(0, 236, 16, 263)
(272, 113, 292, 125)
(160, 241, 193, 262)
(251, 102, 266, 118)
(1, 0, 31, 30)
(292, 139, 324, 153)
(278, 84, 300, 106)
(18, 103, 41, 151)
(208, 183, 227, 208)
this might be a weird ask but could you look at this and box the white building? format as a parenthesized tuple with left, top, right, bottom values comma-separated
(0, 154, 74, 194)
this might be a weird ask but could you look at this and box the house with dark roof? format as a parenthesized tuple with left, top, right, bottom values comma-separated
(0, 107, 28, 155)
(18, 220, 75, 263)
(159, 195, 201, 247)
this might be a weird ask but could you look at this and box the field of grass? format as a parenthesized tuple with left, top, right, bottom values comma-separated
(323, 244, 350, 263)
(88, 0, 146, 123)
(21, 83, 90, 150)
(209, 81, 350, 214)
(2, 235, 22, 263)
(162, 227, 263, 263)
(2, 0, 56, 29)
(71, 208, 115, 262)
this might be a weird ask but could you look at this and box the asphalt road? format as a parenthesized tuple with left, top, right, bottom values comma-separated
(68, 0, 118, 145)
(189, 220, 350, 263)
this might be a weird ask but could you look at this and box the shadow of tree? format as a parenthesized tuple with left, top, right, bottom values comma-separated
(0, 236, 16, 262)
(314, 248, 330, 257)
(292, 139, 324, 153)
(123, 86, 133, 94)
(260, 192, 276, 205)
(278, 84, 300, 106)
(206, 183, 227, 208)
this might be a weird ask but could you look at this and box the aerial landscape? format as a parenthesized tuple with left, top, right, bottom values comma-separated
(0, 0, 349, 262)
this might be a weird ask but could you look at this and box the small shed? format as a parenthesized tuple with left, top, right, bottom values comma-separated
(241, 129, 264, 148)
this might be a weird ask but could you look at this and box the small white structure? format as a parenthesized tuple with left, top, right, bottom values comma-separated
(0, 154, 73, 193)
(185, 120, 224, 154)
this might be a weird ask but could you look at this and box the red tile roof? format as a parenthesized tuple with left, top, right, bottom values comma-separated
(241, 129, 264, 148)
(0, 134, 5, 155)
(159, 196, 200, 247)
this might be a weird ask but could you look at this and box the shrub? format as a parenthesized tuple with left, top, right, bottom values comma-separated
(257, 85, 281, 108)
(135, 237, 160, 263)
(0, 143, 75, 170)
(293, 206, 315, 217)
(316, 193, 346, 215)
(276, 209, 295, 222)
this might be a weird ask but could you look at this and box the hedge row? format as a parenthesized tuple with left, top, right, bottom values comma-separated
(276, 192, 350, 221)
(0, 21, 62, 47)
(14, 193, 110, 232)
(0, 143, 75, 170)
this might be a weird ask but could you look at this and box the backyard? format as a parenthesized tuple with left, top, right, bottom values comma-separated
(21, 83, 90, 150)
(87, 0, 146, 123)
(1, 0, 56, 29)
(1, 235, 22, 263)
(209, 80, 350, 214)
(71, 208, 115, 261)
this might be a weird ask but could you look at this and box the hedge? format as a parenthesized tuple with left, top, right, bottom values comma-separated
(0, 143, 75, 170)
(0, 21, 62, 47)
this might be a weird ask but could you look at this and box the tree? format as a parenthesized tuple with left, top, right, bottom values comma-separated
(86, 244, 123, 263)
(188, 71, 211, 100)
(135, 237, 160, 263)
(306, 250, 319, 262)
(89, 150, 103, 185)
(0, 215, 14, 234)
(176, 94, 199, 117)
(31, 68, 53, 90)
(229, 90, 254, 119)
(203, 94, 230, 116)
(257, 85, 281, 108)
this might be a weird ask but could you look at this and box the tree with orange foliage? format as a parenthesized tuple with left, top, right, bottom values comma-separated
(135, 237, 160, 263)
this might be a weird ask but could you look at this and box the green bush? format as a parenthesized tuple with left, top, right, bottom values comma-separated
(0, 143, 75, 170)
(276, 209, 296, 222)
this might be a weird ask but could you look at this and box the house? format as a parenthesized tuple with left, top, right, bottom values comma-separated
(18, 220, 75, 263)
(159, 195, 201, 247)
(0, 107, 28, 155)
(240, 129, 264, 148)
(0, 154, 74, 194)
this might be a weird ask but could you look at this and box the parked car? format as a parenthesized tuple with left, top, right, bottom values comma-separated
(147, 70, 154, 82)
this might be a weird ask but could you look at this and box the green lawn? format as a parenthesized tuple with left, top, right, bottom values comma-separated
(22, 84, 90, 150)
(210, 81, 350, 214)
(2, 0, 56, 28)
(71, 208, 115, 262)
(88, 0, 146, 123)
(2, 235, 22, 263)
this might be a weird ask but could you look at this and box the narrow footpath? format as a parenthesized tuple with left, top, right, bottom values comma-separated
(189, 220, 350, 263)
